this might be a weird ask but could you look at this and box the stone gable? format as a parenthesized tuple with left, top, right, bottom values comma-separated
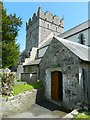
(39, 38, 80, 109)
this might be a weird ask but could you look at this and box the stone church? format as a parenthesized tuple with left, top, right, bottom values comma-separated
(17, 7, 90, 109)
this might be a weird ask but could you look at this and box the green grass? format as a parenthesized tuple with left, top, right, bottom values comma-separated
(13, 82, 41, 96)
(2, 82, 42, 98)
(74, 111, 90, 119)
(13, 83, 34, 95)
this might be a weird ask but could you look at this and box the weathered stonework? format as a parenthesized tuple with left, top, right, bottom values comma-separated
(19, 7, 90, 111)
(2, 90, 37, 117)
(21, 65, 39, 83)
(79, 62, 90, 108)
(26, 7, 64, 53)
(16, 65, 24, 80)
(39, 38, 80, 109)
(39, 37, 90, 109)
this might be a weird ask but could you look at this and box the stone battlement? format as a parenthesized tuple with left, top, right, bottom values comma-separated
(26, 7, 64, 30)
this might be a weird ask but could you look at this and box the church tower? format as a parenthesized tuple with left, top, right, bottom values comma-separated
(26, 7, 64, 56)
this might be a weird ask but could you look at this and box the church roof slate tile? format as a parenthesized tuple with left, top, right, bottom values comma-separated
(58, 20, 90, 39)
(23, 59, 41, 66)
(55, 36, 90, 62)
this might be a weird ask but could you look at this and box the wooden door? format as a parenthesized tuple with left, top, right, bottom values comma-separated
(51, 71, 62, 101)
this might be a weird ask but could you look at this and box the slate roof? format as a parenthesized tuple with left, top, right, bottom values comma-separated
(38, 38, 52, 49)
(38, 21, 90, 50)
(23, 36, 90, 67)
(54, 36, 90, 62)
(23, 59, 41, 66)
(58, 20, 90, 38)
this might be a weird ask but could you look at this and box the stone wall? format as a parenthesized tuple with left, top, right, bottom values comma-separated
(2, 90, 37, 117)
(26, 7, 64, 30)
(24, 65, 38, 73)
(21, 65, 39, 83)
(26, 20, 39, 52)
(39, 38, 80, 109)
(16, 65, 24, 80)
(39, 18, 63, 44)
(21, 73, 38, 83)
(80, 62, 90, 109)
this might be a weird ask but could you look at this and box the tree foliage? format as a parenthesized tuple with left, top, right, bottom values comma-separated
(2, 2, 22, 69)
(2, 42, 20, 68)
(0, 2, 2, 68)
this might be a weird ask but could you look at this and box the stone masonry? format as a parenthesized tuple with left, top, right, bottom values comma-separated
(2, 90, 37, 117)
(39, 38, 80, 109)
(26, 7, 64, 53)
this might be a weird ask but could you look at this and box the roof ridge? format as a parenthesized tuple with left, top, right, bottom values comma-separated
(54, 36, 90, 61)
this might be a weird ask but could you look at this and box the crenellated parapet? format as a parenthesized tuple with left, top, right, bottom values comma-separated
(26, 7, 64, 30)
(26, 12, 38, 30)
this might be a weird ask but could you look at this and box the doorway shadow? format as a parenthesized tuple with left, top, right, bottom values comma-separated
(37, 100, 70, 113)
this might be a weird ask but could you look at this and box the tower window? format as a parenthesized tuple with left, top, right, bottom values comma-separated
(56, 27, 57, 32)
(78, 33, 85, 45)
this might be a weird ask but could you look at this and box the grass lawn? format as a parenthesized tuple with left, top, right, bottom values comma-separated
(2, 82, 42, 98)
(74, 111, 90, 119)
(13, 82, 41, 96)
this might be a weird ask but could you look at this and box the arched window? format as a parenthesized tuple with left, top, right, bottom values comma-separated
(78, 33, 85, 45)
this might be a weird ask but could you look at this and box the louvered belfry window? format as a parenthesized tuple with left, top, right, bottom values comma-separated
(78, 33, 85, 45)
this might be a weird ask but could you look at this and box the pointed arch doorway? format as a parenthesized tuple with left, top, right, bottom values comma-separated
(51, 71, 63, 101)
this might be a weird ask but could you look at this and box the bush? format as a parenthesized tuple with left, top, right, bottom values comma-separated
(0, 72, 3, 82)
(2, 72, 15, 96)
(74, 111, 90, 119)
(16, 79, 23, 82)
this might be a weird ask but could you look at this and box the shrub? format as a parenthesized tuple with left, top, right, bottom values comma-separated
(17, 79, 23, 82)
(2, 72, 15, 96)
(0, 72, 3, 82)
